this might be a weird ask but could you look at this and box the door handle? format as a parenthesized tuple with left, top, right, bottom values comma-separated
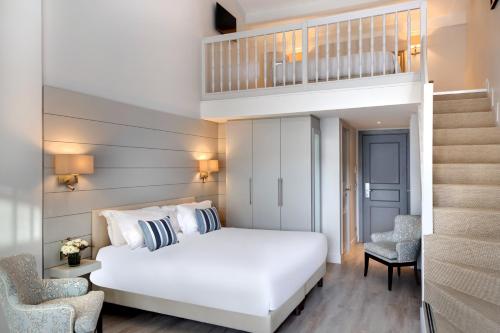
(364, 182, 371, 199)
(278, 178, 283, 207)
(249, 178, 253, 205)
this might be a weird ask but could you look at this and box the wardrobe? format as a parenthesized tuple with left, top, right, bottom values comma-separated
(226, 116, 320, 232)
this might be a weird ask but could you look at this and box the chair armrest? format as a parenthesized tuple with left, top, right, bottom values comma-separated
(396, 240, 421, 262)
(371, 231, 394, 243)
(42, 278, 88, 301)
(9, 302, 75, 333)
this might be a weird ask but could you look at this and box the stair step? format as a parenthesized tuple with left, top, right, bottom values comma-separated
(434, 98, 491, 114)
(433, 207, 500, 241)
(434, 145, 500, 163)
(434, 111, 496, 129)
(425, 257, 500, 306)
(434, 127, 500, 146)
(424, 281, 500, 333)
(434, 91, 488, 101)
(433, 164, 500, 185)
(424, 234, 500, 271)
(434, 184, 500, 209)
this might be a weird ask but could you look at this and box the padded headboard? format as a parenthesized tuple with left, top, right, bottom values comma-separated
(91, 197, 196, 259)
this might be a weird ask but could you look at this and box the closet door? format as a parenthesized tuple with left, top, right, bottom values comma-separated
(252, 119, 281, 230)
(280, 117, 312, 231)
(226, 121, 253, 229)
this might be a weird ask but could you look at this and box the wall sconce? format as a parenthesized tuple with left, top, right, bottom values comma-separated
(54, 154, 94, 191)
(410, 35, 421, 56)
(199, 160, 219, 183)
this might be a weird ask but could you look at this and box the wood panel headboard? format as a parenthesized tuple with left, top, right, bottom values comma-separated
(91, 197, 196, 259)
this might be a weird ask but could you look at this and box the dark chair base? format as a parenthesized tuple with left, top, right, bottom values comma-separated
(364, 252, 419, 291)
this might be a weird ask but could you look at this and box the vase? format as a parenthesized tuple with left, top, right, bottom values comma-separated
(68, 253, 81, 267)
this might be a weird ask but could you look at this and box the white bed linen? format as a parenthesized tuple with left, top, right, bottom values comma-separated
(90, 228, 327, 316)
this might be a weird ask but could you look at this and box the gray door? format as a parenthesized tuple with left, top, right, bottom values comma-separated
(252, 119, 281, 230)
(226, 121, 253, 229)
(361, 132, 408, 242)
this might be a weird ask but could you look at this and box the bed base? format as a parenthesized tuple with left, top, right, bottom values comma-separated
(94, 262, 325, 333)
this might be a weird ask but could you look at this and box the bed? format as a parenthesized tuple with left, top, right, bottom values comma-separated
(89, 197, 327, 333)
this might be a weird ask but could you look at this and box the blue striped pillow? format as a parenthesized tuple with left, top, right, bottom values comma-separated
(195, 207, 221, 234)
(138, 217, 178, 251)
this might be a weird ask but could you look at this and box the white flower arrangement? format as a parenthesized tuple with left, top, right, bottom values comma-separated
(60, 238, 89, 257)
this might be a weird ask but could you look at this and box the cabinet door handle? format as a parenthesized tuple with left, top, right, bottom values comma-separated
(278, 178, 283, 207)
(249, 178, 253, 205)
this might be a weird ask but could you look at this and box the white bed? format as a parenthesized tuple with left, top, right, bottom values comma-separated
(90, 198, 327, 333)
(91, 228, 327, 317)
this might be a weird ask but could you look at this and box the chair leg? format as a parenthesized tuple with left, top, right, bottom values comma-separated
(414, 262, 420, 286)
(364, 252, 369, 277)
(388, 265, 393, 291)
(397, 266, 401, 277)
(317, 278, 323, 288)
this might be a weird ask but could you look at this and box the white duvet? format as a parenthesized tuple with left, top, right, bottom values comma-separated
(90, 228, 327, 316)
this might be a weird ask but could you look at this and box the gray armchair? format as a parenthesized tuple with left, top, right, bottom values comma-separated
(363, 215, 421, 290)
(0, 254, 104, 333)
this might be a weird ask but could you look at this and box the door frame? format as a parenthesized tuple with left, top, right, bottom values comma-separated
(357, 129, 410, 243)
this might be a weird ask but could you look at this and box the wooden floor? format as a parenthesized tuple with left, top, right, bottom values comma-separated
(102, 244, 421, 333)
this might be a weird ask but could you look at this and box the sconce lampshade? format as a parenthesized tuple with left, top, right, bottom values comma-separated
(199, 159, 219, 173)
(208, 160, 219, 173)
(54, 154, 94, 175)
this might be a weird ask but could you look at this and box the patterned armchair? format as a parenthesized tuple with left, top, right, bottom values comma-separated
(0, 254, 104, 333)
(364, 215, 421, 290)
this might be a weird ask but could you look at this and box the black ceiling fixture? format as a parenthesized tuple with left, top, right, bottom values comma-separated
(215, 3, 236, 34)
(492, 0, 498, 10)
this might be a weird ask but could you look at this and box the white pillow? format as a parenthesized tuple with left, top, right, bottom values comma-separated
(159, 205, 181, 233)
(112, 210, 168, 249)
(100, 207, 162, 246)
(176, 201, 212, 235)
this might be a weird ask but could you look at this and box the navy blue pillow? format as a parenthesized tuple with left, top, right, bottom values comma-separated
(138, 217, 178, 251)
(195, 207, 221, 234)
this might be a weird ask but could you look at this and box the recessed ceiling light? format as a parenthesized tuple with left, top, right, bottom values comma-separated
(377, 121, 382, 125)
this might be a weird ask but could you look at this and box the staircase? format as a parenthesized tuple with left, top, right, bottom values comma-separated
(425, 91, 500, 333)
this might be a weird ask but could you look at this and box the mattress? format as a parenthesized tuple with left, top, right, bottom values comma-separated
(90, 227, 327, 316)
(275, 51, 399, 84)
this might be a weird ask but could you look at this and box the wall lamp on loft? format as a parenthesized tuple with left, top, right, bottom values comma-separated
(199, 159, 219, 183)
(54, 154, 94, 191)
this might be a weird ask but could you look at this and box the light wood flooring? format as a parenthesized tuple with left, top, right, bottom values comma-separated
(102, 244, 421, 333)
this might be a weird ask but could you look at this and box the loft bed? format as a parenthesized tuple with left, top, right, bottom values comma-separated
(201, 0, 427, 98)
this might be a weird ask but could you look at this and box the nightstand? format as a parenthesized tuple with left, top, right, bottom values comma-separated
(47, 259, 101, 279)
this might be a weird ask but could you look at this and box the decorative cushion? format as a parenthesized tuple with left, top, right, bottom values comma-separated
(42, 290, 104, 333)
(138, 217, 178, 251)
(176, 200, 212, 235)
(393, 215, 421, 242)
(364, 241, 398, 260)
(195, 207, 222, 234)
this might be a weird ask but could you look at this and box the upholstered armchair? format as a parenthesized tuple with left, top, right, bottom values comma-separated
(363, 215, 421, 290)
(0, 254, 104, 333)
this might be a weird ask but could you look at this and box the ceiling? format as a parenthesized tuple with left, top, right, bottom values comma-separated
(234, 0, 468, 29)
(310, 103, 418, 129)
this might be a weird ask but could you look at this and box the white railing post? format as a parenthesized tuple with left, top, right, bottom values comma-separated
(407, 10, 411, 72)
(228, 40, 232, 91)
(220, 42, 223, 92)
(282, 31, 286, 86)
(211, 43, 215, 93)
(315, 26, 319, 82)
(264, 35, 267, 88)
(382, 14, 386, 75)
(359, 18, 363, 78)
(420, 0, 428, 83)
(394, 12, 399, 74)
(237, 39, 240, 91)
(370, 16, 374, 77)
(326, 24, 330, 81)
(246, 38, 249, 90)
(292, 30, 296, 85)
(255, 36, 258, 89)
(302, 23, 308, 84)
(201, 42, 207, 96)
(337, 22, 340, 80)
(273, 33, 277, 87)
(348, 20, 351, 79)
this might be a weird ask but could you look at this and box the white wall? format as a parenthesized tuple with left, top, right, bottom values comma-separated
(409, 113, 422, 215)
(43, 0, 230, 119)
(0, 0, 43, 330)
(321, 118, 341, 264)
(465, 1, 500, 110)
(428, 24, 468, 91)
